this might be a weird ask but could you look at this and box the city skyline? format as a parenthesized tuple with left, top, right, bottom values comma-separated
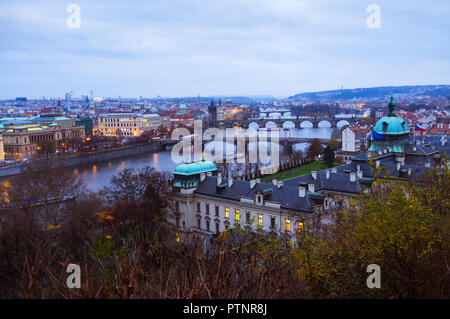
(1, 0, 450, 99)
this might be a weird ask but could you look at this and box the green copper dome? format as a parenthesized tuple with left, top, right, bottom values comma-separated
(174, 161, 217, 176)
(373, 97, 409, 135)
(179, 103, 188, 110)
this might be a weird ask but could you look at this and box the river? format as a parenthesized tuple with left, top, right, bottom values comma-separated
(2, 128, 335, 192)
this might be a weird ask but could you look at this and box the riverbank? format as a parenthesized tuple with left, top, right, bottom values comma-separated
(0, 142, 164, 177)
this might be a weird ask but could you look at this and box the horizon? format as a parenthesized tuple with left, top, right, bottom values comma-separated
(4, 83, 450, 101)
(1, 0, 449, 99)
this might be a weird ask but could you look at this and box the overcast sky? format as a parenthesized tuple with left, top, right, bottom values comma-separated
(0, 0, 449, 99)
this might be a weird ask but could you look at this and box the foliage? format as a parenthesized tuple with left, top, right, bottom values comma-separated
(306, 138, 324, 159)
(323, 146, 335, 168)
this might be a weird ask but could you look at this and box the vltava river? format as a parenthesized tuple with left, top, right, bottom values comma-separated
(74, 127, 335, 191)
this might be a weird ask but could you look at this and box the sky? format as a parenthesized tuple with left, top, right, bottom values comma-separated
(0, 0, 449, 99)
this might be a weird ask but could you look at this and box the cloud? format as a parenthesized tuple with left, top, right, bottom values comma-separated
(0, 0, 449, 98)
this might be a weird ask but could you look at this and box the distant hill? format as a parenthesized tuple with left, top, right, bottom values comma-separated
(288, 85, 450, 100)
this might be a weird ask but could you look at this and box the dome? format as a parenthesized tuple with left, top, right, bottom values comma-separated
(374, 116, 409, 135)
(373, 97, 409, 135)
(174, 161, 217, 176)
(179, 104, 188, 110)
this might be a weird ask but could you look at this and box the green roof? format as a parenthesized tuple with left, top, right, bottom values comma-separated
(373, 97, 409, 135)
(179, 104, 188, 110)
(174, 161, 217, 176)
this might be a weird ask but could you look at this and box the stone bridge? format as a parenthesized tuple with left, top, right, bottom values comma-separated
(217, 117, 358, 129)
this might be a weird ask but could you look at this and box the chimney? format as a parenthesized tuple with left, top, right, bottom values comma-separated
(308, 183, 315, 193)
(357, 164, 360, 171)
(200, 173, 206, 182)
(326, 169, 330, 179)
(311, 171, 317, 180)
(408, 168, 412, 176)
(228, 177, 233, 187)
(207, 171, 212, 176)
(250, 179, 256, 188)
(378, 150, 382, 155)
(299, 185, 306, 198)
(331, 167, 337, 173)
(277, 181, 283, 188)
(357, 170, 363, 179)
(217, 173, 222, 186)
(350, 172, 356, 182)
(413, 146, 417, 152)
(272, 178, 278, 186)
(425, 162, 430, 168)
(383, 148, 387, 154)
(396, 163, 401, 170)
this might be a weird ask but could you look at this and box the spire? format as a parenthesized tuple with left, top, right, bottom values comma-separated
(387, 96, 396, 116)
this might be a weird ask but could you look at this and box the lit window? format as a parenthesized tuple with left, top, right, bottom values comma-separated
(176, 231, 180, 243)
(285, 219, 291, 232)
(235, 209, 240, 221)
(225, 207, 229, 219)
(258, 214, 263, 226)
(297, 222, 304, 233)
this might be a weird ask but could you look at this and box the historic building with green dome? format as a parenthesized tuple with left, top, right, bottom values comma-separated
(368, 97, 410, 153)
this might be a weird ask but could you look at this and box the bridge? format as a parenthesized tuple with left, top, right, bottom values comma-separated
(160, 136, 333, 148)
(216, 116, 358, 129)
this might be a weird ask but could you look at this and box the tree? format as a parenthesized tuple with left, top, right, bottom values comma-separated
(323, 146, 335, 168)
(306, 138, 323, 159)
(36, 140, 56, 157)
(102, 166, 171, 202)
(327, 139, 339, 151)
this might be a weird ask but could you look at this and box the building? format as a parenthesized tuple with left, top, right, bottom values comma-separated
(368, 97, 410, 153)
(341, 126, 370, 152)
(93, 113, 161, 137)
(167, 97, 450, 243)
(1, 116, 85, 160)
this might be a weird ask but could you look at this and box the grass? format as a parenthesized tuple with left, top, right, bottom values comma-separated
(261, 161, 341, 183)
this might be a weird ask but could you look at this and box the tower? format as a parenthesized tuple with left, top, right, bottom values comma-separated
(368, 97, 410, 153)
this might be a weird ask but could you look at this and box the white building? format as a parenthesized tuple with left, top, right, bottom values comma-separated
(341, 126, 369, 153)
(168, 161, 364, 243)
(93, 113, 161, 137)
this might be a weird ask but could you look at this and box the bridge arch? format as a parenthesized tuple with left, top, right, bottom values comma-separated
(336, 120, 350, 128)
(282, 121, 296, 129)
(318, 120, 332, 128)
(265, 121, 278, 128)
(300, 120, 313, 128)
(248, 122, 259, 130)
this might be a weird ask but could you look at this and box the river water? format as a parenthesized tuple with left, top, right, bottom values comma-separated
(73, 127, 334, 191)
(2, 128, 335, 192)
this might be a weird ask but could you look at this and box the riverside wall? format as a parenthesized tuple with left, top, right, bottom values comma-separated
(0, 143, 164, 177)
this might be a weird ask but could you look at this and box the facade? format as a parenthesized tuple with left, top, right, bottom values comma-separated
(1, 116, 85, 160)
(341, 126, 369, 152)
(93, 113, 161, 137)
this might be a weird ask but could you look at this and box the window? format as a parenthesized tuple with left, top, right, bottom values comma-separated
(235, 209, 240, 222)
(197, 202, 200, 212)
(246, 212, 250, 224)
(205, 204, 209, 215)
(258, 214, 263, 227)
(175, 201, 179, 212)
(206, 220, 210, 231)
(175, 216, 180, 227)
(176, 231, 180, 243)
(197, 217, 201, 229)
(215, 206, 219, 217)
(225, 207, 229, 219)
(271, 217, 276, 229)
(285, 219, 291, 232)
(297, 222, 304, 233)
(215, 223, 220, 234)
